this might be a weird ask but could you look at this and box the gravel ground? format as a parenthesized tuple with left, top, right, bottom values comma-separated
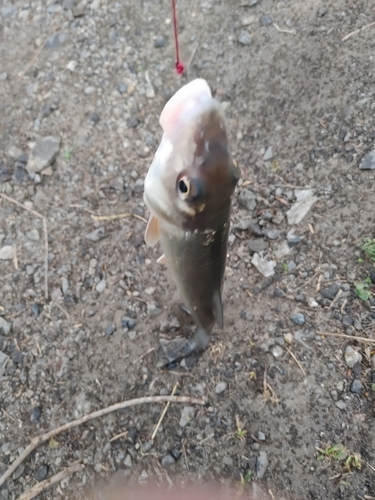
(1, 0, 375, 499)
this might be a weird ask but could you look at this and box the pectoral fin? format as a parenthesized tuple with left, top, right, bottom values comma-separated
(213, 291, 223, 329)
(157, 254, 166, 265)
(145, 215, 160, 247)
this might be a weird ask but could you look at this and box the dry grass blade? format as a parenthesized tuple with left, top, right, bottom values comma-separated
(341, 21, 375, 42)
(285, 347, 307, 380)
(0, 395, 205, 488)
(17, 462, 84, 500)
(273, 23, 296, 35)
(151, 383, 178, 441)
(321, 332, 375, 345)
(91, 213, 147, 223)
(0, 194, 49, 300)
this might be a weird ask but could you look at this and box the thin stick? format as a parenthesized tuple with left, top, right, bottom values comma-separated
(293, 270, 321, 292)
(321, 332, 375, 344)
(285, 347, 307, 380)
(273, 23, 296, 35)
(0, 395, 205, 488)
(0, 194, 48, 300)
(109, 430, 128, 443)
(341, 21, 375, 42)
(133, 347, 155, 365)
(52, 300, 73, 322)
(91, 213, 147, 223)
(151, 383, 178, 441)
(17, 462, 84, 500)
(18, 13, 61, 83)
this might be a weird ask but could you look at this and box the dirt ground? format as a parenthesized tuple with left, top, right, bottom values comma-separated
(1, 0, 375, 499)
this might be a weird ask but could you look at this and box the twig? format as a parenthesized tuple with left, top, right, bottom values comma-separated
(0, 395, 205, 488)
(52, 300, 73, 322)
(341, 21, 375, 42)
(151, 383, 178, 441)
(285, 347, 307, 380)
(0, 194, 48, 300)
(18, 13, 61, 83)
(132, 347, 155, 365)
(91, 213, 147, 223)
(293, 270, 321, 292)
(17, 462, 84, 500)
(273, 23, 296, 35)
(109, 430, 128, 443)
(320, 332, 375, 345)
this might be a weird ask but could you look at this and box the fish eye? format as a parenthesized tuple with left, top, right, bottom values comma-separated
(177, 176, 190, 198)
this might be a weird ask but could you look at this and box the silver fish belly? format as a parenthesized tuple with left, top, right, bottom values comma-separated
(159, 218, 230, 351)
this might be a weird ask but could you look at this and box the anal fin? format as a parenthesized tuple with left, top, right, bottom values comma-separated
(212, 291, 223, 329)
(145, 214, 160, 247)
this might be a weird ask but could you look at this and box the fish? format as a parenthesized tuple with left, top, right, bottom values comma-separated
(143, 78, 239, 365)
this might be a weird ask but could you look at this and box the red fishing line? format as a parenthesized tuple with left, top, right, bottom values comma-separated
(171, 0, 185, 74)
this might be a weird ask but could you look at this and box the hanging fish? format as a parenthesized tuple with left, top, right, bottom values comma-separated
(143, 78, 239, 366)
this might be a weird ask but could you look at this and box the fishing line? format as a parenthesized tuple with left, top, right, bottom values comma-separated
(171, 0, 185, 74)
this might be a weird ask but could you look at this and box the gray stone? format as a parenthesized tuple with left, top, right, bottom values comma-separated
(85, 227, 105, 242)
(0, 73, 8, 81)
(122, 317, 136, 330)
(350, 380, 362, 394)
(27, 136, 61, 173)
(290, 312, 305, 325)
(256, 451, 269, 478)
(344, 346, 362, 368)
(251, 253, 276, 277)
(117, 82, 128, 94)
(154, 36, 166, 48)
(257, 431, 266, 441)
(26, 229, 40, 241)
(0, 318, 11, 335)
(235, 219, 262, 235)
(124, 454, 132, 468)
(286, 189, 318, 225)
(263, 146, 273, 160)
(96, 280, 106, 294)
(105, 323, 116, 336)
(35, 465, 48, 482)
(179, 406, 195, 427)
(335, 400, 346, 410)
(0, 351, 10, 377)
(264, 229, 280, 240)
(13, 464, 25, 481)
(46, 33, 69, 49)
(260, 14, 272, 26)
(161, 453, 175, 467)
(342, 316, 353, 327)
(247, 240, 269, 253)
(321, 283, 340, 300)
(1, 6, 17, 17)
(238, 31, 251, 45)
(215, 381, 227, 394)
(271, 345, 283, 358)
(0, 245, 15, 260)
(359, 150, 375, 170)
(238, 189, 257, 211)
(147, 302, 162, 317)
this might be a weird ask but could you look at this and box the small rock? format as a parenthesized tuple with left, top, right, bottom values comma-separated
(26, 229, 40, 241)
(235, 218, 262, 235)
(30, 407, 42, 423)
(105, 323, 116, 336)
(179, 406, 195, 428)
(238, 189, 257, 211)
(0, 72, 8, 81)
(127, 117, 140, 128)
(290, 312, 305, 325)
(13, 464, 25, 481)
(257, 431, 266, 441)
(12, 350, 23, 364)
(247, 240, 269, 253)
(284, 333, 293, 344)
(307, 297, 319, 308)
(122, 317, 136, 330)
(251, 253, 276, 277)
(90, 0, 100, 9)
(96, 280, 107, 294)
(350, 380, 362, 394)
(31, 303, 43, 317)
(0, 351, 10, 377)
(256, 451, 269, 479)
(342, 316, 353, 327)
(154, 36, 166, 48)
(0, 318, 11, 335)
(147, 302, 161, 318)
(241, 15, 256, 26)
(0, 245, 15, 260)
(263, 146, 273, 160)
(260, 14, 272, 26)
(26, 136, 61, 173)
(321, 283, 340, 300)
(335, 400, 346, 410)
(35, 465, 48, 482)
(286, 189, 318, 225)
(41, 104, 52, 118)
(85, 227, 105, 242)
(141, 441, 152, 453)
(271, 345, 283, 358)
(215, 381, 227, 394)
(124, 454, 132, 468)
(238, 31, 251, 45)
(264, 229, 280, 240)
(90, 112, 100, 124)
(117, 82, 128, 94)
(128, 427, 138, 443)
(161, 454, 175, 467)
(344, 346, 362, 368)
(359, 150, 375, 170)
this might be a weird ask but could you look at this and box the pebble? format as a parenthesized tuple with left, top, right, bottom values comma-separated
(161, 454, 175, 467)
(128, 427, 138, 443)
(351, 380, 362, 394)
(264, 229, 280, 240)
(0, 351, 10, 377)
(251, 442, 260, 451)
(335, 400, 346, 410)
(344, 346, 362, 368)
(105, 323, 116, 336)
(238, 31, 251, 45)
(247, 240, 269, 253)
(90, 112, 100, 124)
(117, 82, 128, 94)
(35, 465, 48, 482)
(26, 229, 40, 241)
(251, 253, 276, 277)
(256, 451, 269, 478)
(263, 146, 273, 160)
(284, 333, 293, 344)
(96, 280, 107, 294)
(286, 189, 318, 225)
(31, 303, 43, 317)
(122, 317, 136, 330)
(290, 312, 305, 325)
(235, 219, 262, 235)
(271, 345, 283, 358)
(154, 36, 166, 48)
(0, 317, 11, 335)
(321, 283, 340, 300)
(238, 189, 257, 211)
(257, 431, 266, 441)
(146, 302, 162, 318)
(124, 454, 132, 468)
(0, 245, 15, 260)
(141, 440, 152, 453)
(260, 14, 272, 26)
(13, 464, 25, 481)
(307, 297, 319, 308)
(26, 136, 61, 173)
(359, 150, 375, 170)
(30, 407, 42, 423)
(85, 227, 105, 242)
(342, 316, 353, 327)
(179, 406, 195, 428)
(12, 350, 23, 364)
(215, 381, 227, 394)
